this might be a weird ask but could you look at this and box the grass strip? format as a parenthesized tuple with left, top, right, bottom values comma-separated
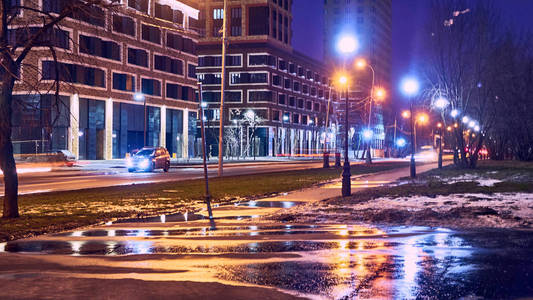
(0, 162, 408, 242)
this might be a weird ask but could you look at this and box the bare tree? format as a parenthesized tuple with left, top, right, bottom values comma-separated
(425, 0, 503, 168)
(0, 0, 119, 218)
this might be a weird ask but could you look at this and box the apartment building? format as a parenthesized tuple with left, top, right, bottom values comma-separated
(11, 0, 200, 159)
(324, 0, 392, 157)
(196, 0, 339, 157)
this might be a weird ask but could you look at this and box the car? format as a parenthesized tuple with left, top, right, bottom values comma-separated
(126, 147, 170, 172)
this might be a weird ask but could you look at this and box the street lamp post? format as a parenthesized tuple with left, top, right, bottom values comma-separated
(355, 59, 375, 164)
(401, 77, 420, 179)
(323, 87, 332, 168)
(198, 85, 214, 220)
(434, 97, 449, 169)
(341, 81, 351, 197)
(134, 93, 146, 147)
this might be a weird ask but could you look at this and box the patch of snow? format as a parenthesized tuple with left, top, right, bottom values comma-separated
(445, 174, 502, 186)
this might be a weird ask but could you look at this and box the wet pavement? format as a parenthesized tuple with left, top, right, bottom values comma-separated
(1, 163, 533, 299)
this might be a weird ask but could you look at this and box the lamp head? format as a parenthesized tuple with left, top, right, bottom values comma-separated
(400, 77, 420, 97)
(337, 35, 358, 55)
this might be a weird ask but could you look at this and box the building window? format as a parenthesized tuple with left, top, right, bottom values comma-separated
(311, 87, 317, 96)
(141, 78, 161, 96)
(249, 54, 276, 67)
(42, 61, 105, 87)
(306, 101, 312, 110)
(302, 115, 308, 125)
(79, 35, 121, 61)
(297, 98, 304, 108)
(289, 96, 295, 107)
(272, 110, 280, 121)
(272, 74, 281, 86)
(155, 2, 183, 23)
(154, 55, 183, 75)
(198, 73, 221, 85)
(142, 24, 161, 44)
(284, 78, 291, 89)
(43, 0, 105, 27)
(199, 55, 241, 67)
(279, 60, 287, 71)
(212, 8, 224, 37)
(298, 66, 304, 77)
(292, 113, 299, 124)
(248, 91, 273, 102)
(8, 27, 69, 50)
(127, 48, 148, 67)
(202, 91, 241, 103)
(166, 83, 182, 99)
(112, 15, 135, 36)
(314, 103, 320, 112)
(289, 63, 295, 74)
(248, 6, 269, 35)
(278, 94, 286, 105)
(188, 64, 196, 79)
(230, 72, 268, 84)
(293, 81, 300, 92)
(272, 8, 277, 39)
(302, 84, 309, 94)
(112, 73, 135, 92)
(231, 7, 242, 36)
(128, 0, 148, 14)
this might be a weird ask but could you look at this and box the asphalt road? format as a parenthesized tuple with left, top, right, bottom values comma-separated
(2, 163, 531, 299)
(0, 160, 329, 196)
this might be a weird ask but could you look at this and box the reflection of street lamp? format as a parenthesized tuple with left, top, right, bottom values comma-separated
(245, 110, 257, 161)
(400, 77, 420, 178)
(134, 93, 146, 147)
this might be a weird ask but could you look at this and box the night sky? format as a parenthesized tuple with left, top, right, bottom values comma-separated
(292, 0, 533, 105)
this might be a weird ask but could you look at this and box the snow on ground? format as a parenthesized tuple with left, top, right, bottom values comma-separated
(271, 192, 533, 229)
(433, 173, 502, 186)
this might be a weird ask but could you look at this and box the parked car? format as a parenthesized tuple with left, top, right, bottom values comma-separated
(126, 147, 170, 172)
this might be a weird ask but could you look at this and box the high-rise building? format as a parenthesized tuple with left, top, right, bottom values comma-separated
(10, 0, 200, 160)
(195, 0, 339, 158)
(323, 0, 392, 158)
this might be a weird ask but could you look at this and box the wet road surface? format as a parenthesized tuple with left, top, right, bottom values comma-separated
(0, 160, 327, 196)
(1, 163, 532, 299)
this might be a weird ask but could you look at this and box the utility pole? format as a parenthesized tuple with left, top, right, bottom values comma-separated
(217, 0, 228, 176)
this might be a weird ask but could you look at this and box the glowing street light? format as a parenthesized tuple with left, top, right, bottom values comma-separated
(362, 129, 373, 140)
(400, 77, 420, 97)
(134, 92, 147, 146)
(396, 138, 406, 147)
(462, 116, 470, 124)
(434, 97, 450, 109)
(417, 113, 428, 124)
(474, 125, 480, 132)
(450, 109, 459, 118)
(468, 120, 476, 128)
(374, 87, 386, 100)
(355, 58, 367, 69)
(337, 35, 358, 55)
(402, 110, 410, 119)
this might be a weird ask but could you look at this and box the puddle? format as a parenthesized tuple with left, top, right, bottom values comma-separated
(236, 201, 300, 208)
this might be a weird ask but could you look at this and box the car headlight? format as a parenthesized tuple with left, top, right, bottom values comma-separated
(139, 159, 150, 169)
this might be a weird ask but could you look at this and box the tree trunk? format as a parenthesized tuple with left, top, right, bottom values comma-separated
(0, 73, 19, 218)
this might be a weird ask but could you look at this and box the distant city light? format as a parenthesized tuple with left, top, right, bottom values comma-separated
(374, 87, 386, 100)
(134, 93, 145, 101)
(200, 102, 207, 108)
(462, 116, 469, 123)
(468, 120, 476, 128)
(355, 58, 367, 69)
(474, 125, 480, 132)
(401, 110, 410, 119)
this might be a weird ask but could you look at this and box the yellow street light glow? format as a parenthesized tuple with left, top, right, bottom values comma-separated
(402, 110, 410, 119)
(417, 114, 428, 124)
(437, 122, 442, 128)
(355, 58, 367, 69)
(447, 126, 453, 132)
(374, 87, 386, 100)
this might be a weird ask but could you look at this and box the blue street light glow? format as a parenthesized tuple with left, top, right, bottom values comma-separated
(434, 97, 449, 109)
(362, 129, 373, 140)
(451, 109, 459, 118)
(400, 77, 420, 97)
(283, 115, 289, 121)
(134, 93, 145, 101)
(462, 116, 470, 124)
(200, 102, 207, 108)
(337, 35, 358, 55)
(396, 138, 407, 147)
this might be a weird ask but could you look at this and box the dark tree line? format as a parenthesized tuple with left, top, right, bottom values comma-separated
(424, 0, 533, 168)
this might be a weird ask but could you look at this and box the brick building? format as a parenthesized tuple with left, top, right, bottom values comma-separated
(11, 0, 200, 160)
(195, 0, 339, 158)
